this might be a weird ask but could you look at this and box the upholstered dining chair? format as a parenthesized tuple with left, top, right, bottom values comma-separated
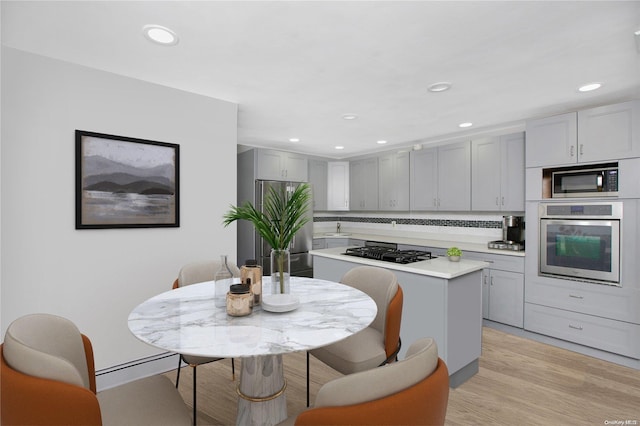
(1, 313, 191, 426)
(171, 259, 240, 424)
(307, 265, 403, 406)
(284, 338, 449, 425)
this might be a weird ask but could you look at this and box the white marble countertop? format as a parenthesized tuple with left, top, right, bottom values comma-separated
(128, 277, 377, 358)
(310, 246, 490, 279)
(314, 231, 525, 257)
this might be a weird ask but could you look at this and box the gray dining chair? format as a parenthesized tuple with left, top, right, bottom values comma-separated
(307, 265, 404, 406)
(171, 259, 241, 425)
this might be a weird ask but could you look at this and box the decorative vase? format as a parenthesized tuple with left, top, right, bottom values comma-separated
(270, 249, 290, 294)
(214, 254, 234, 307)
(448, 255, 461, 262)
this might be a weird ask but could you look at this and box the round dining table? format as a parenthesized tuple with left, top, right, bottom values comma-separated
(128, 276, 377, 426)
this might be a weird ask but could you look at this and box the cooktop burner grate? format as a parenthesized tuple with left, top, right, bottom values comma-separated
(343, 246, 435, 264)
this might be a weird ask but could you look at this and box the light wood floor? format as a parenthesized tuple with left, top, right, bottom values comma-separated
(166, 327, 640, 425)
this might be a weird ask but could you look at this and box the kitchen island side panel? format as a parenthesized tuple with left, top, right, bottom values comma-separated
(312, 256, 482, 375)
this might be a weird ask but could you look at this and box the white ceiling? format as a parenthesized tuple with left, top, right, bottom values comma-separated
(2, 1, 639, 158)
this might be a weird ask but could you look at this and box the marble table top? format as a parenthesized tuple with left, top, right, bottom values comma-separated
(128, 277, 377, 358)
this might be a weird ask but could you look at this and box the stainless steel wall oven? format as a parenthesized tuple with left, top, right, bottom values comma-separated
(539, 202, 622, 286)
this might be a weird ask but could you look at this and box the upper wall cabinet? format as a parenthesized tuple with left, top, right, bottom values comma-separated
(256, 149, 308, 181)
(378, 151, 410, 210)
(472, 132, 525, 212)
(308, 159, 328, 211)
(327, 161, 350, 211)
(578, 101, 640, 163)
(350, 157, 379, 211)
(526, 100, 640, 168)
(410, 141, 471, 211)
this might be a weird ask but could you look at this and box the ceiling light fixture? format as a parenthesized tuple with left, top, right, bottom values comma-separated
(289, 138, 300, 142)
(578, 82, 602, 92)
(428, 82, 452, 93)
(459, 122, 473, 128)
(342, 114, 358, 120)
(335, 146, 345, 150)
(377, 140, 387, 145)
(143, 25, 179, 46)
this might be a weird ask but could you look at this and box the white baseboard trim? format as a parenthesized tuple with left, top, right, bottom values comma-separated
(95, 352, 181, 391)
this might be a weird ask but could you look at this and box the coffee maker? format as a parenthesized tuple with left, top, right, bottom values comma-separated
(488, 215, 525, 251)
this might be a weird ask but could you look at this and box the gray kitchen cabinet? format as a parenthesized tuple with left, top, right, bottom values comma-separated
(526, 100, 640, 167)
(525, 112, 577, 168)
(350, 157, 379, 210)
(410, 141, 471, 211)
(327, 161, 349, 211)
(325, 238, 350, 248)
(465, 251, 524, 328)
(577, 100, 640, 163)
(378, 151, 410, 210)
(256, 149, 308, 181)
(312, 238, 327, 250)
(308, 159, 328, 211)
(472, 132, 525, 211)
(482, 269, 524, 328)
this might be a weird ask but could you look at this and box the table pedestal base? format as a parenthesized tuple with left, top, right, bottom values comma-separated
(236, 355, 287, 426)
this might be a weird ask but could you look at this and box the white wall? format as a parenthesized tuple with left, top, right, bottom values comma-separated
(1, 47, 238, 370)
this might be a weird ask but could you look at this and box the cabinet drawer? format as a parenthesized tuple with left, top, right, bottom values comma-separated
(525, 276, 640, 324)
(525, 303, 640, 359)
(312, 239, 326, 250)
(464, 251, 524, 273)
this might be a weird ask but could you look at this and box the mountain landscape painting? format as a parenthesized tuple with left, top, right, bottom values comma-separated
(76, 131, 179, 228)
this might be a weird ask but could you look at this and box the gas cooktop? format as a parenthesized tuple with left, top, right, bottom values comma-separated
(343, 243, 435, 264)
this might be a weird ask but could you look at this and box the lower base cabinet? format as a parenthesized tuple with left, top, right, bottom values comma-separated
(482, 269, 524, 328)
(524, 303, 640, 359)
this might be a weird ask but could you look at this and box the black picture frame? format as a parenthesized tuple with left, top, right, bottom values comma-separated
(75, 130, 180, 229)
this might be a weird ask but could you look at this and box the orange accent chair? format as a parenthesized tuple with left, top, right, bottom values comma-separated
(171, 260, 240, 424)
(307, 265, 403, 406)
(287, 338, 449, 426)
(1, 313, 191, 426)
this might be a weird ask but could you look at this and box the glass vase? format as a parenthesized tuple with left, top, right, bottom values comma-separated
(214, 254, 234, 307)
(270, 249, 290, 294)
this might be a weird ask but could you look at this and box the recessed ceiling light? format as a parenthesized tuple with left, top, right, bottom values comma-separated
(335, 146, 345, 150)
(578, 82, 602, 92)
(459, 122, 473, 128)
(377, 140, 387, 145)
(289, 138, 300, 142)
(143, 25, 178, 46)
(428, 82, 452, 93)
(342, 114, 358, 120)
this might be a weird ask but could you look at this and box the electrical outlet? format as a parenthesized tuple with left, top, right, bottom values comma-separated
(391, 220, 396, 227)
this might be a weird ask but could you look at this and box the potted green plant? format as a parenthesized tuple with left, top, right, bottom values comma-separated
(223, 183, 311, 294)
(446, 246, 462, 262)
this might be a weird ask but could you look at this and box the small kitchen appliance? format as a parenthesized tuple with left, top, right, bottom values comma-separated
(488, 215, 525, 251)
(552, 164, 618, 198)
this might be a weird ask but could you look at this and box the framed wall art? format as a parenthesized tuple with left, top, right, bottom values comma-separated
(76, 130, 180, 229)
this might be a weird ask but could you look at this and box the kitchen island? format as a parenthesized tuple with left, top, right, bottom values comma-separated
(310, 246, 489, 387)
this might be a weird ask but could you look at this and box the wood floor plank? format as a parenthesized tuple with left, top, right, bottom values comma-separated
(165, 327, 640, 425)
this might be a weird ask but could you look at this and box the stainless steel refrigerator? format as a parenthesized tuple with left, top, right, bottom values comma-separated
(236, 180, 314, 277)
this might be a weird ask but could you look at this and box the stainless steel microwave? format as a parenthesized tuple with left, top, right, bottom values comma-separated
(552, 166, 618, 198)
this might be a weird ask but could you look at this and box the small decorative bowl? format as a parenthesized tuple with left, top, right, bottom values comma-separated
(448, 255, 461, 262)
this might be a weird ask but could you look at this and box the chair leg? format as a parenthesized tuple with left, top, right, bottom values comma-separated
(176, 356, 182, 388)
(192, 365, 197, 426)
(306, 351, 310, 407)
(231, 358, 235, 381)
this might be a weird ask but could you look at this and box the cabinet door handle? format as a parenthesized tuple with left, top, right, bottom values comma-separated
(569, 324, 583, 331)
(579, 144, 584, 156)
(569, 294, 584, 299)
(495, 197, 499, 206)
(501, 196, 505, 206)
(570, 146, 575, 157)
(433, 198, 437, 207)
(490, 277, 494, 286)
